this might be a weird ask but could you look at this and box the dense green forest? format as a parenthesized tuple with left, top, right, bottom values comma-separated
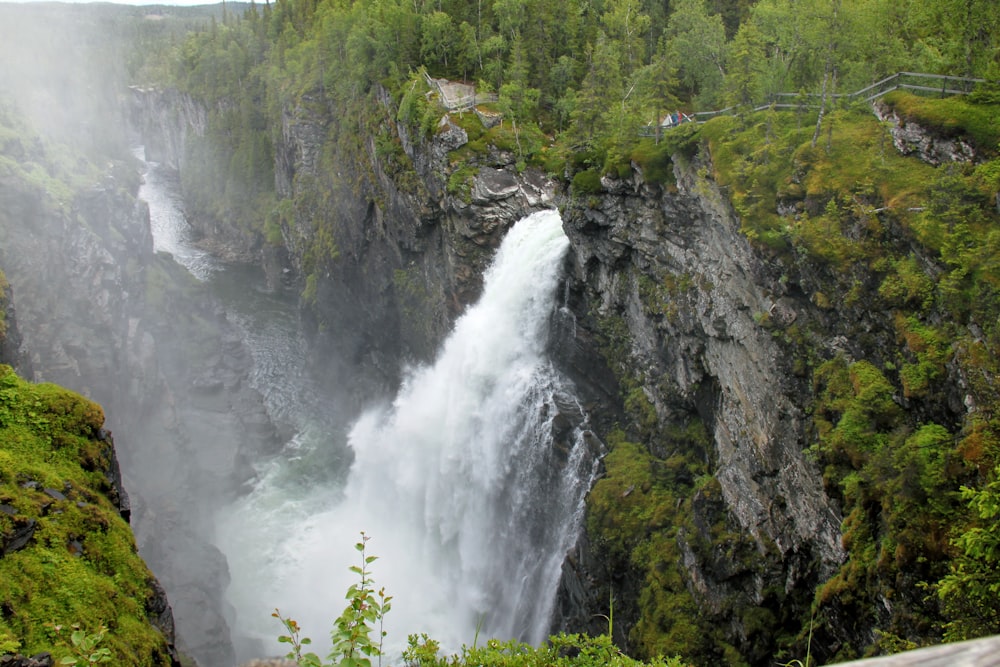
(134, 0, 1000, 665)
(140, 0, 999, 238)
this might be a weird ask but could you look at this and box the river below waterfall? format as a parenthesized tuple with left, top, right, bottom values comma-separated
(137, 152, 596, 665)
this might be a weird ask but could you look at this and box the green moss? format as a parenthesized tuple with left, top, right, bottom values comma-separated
(701, 106, 955, 272)
(447, 110, 486, 143)
(629, 140, 676, 186)
(587, 428, 718, 662)
(878, 254, 935, 311)
(893, 314, 950, 399)
(0, 365, 173, 665)
(571, 169, 602, 195)
(446, 164, 478, 204)
(392, 267, 435, 346)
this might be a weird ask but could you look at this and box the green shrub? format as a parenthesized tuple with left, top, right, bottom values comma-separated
(571, 169, 602, 195)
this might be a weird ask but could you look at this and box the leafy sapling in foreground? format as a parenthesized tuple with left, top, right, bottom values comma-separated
(273, 610, 321, 667)
(331, 532, 393, 667)
(274, 532, 392, 667)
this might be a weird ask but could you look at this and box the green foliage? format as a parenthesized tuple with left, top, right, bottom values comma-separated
(665, 0, 727, 107)
(0, 366, 173, 665)
(275, 533, 392, 667)
(628, 141, 673, 185)
(937, 465, 1000, 640)
(273, 611, 317, 667)
(446, 165, 477, 203)
(403, 632, 689, 667)
(277, 535, 688, 667)
(571, 170, 602, 195)
(810, 352, 978, 652)
(330, 535, 392, 667)
(55, 624, 113, 666)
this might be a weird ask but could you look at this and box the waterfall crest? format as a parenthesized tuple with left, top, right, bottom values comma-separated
(219, 209, 596, 657)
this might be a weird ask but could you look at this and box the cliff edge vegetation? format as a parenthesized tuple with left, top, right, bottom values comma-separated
(0, 365, 176, 665)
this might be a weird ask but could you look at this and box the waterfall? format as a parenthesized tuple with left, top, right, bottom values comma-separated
(218, 209, 597, 659)
(135, 147, 218, 280)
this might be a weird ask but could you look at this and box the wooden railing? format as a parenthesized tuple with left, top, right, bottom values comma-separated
(424, 72, 497, 111)
(641, 71, 986, 135)
(829, 634, 1000, 666)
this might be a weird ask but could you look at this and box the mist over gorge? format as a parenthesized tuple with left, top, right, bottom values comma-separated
(2, 1, 1000, 666)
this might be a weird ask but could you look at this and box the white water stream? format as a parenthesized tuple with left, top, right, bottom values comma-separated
(217, 209, 597, 659)
(135, 147, 219, 281)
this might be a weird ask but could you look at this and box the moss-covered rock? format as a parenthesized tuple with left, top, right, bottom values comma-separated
(0, 365, 177, 665)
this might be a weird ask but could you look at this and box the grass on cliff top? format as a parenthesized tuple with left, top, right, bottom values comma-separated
(0, 365, 173, 665)
(698, 99, 999, 269)
(880, 91, 1000, 154)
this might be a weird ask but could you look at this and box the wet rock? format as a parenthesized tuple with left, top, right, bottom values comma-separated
(1, 511, 37, 556)
(0, 653, 53, 667)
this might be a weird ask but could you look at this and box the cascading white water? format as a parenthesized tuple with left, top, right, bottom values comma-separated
(134, 147, 219, 280)
(218, 209, 598, 659)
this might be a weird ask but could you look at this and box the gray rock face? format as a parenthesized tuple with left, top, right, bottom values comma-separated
(0, 164, 284, 667)
(556, 154, 847, 657)
(0, 279, 31, 373)
(129, 86, 207, 171)
(874, 101, 978, 165)
(243, 85, 558, 401)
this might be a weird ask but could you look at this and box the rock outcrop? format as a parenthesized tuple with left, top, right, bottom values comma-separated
(133, 83, 559, 404)
(874, 101, 979, 165)
(0, 272, 29, 372)
(0, 365, 181, 666)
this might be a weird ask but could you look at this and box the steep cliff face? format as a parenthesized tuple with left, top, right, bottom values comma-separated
(549, 153, 852, 661)
(0, 134, 282, 665)
(0, 272, 29, 372)
(135, 85, 559, 401)
(281, 95, 558, 398)
(130, 87, 207, 173)
(0, 365, 180, 665)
